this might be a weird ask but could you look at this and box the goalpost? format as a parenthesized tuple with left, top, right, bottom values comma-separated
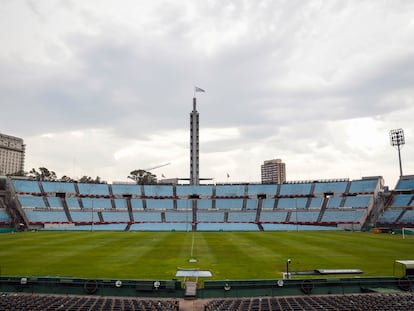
(402, 227, 414, 239)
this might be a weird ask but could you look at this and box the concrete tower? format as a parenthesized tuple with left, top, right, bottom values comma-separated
(190, 97, 199, 185)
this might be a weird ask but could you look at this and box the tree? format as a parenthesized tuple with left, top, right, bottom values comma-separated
(29, 167, 57, 181)
(60, 175, 75, 182)
(78, 176, 106, 184)
(128, 169, 157, 184)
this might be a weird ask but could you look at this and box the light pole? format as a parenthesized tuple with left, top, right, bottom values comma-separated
(390, 128, 405, 177)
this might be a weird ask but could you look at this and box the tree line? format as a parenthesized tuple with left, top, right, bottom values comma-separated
(7, 167, 158, 184)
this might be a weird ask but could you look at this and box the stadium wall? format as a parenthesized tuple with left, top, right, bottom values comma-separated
(0, 276, 412, 298)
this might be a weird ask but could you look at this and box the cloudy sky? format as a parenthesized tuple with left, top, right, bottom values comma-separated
(1, 0, 413, 187)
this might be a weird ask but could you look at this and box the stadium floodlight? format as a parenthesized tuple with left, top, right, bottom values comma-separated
(389, 128, 405, 177)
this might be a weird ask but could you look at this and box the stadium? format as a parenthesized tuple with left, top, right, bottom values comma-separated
(1, 99, 414, 310)
(1, 172, 414, 310)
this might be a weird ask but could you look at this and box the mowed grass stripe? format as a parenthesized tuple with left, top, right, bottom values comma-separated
(0, 231, 413, 279)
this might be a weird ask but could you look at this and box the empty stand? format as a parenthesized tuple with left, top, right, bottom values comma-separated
(204, 293, 414, 311)
(77, 183, 110, 196)
(279, 183, 312, 196)
(0, 209, 11, 223)
(0, 293, 179, 311)
(277, 198, 307, 209)
(12, 179, 41, 193)
(313, 181, 348, 194)
(111, 183, 142, 196)
(215, 184, 246, 197)
(348, 178, 379, 193)
(42, 181, 76, 194)
(143, 184, 174, 197)
(7, 177, 382, 232)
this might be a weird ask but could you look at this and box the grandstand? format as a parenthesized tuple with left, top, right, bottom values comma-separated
(1, 175, 414, 310)
(2, 174, 414, 233)
(377, 175, 414, 230)
(0, 176, 389, 232)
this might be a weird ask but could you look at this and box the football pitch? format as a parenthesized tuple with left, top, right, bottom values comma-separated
(0, 231, 413, 280)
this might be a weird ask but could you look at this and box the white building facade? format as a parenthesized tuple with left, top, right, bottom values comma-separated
(0, 133, 25, 175)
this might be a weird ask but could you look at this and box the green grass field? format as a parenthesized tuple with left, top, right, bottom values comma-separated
(0, 231, 413, 280)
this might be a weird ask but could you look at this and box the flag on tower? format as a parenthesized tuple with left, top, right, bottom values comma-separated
(195, 86, 205, 93)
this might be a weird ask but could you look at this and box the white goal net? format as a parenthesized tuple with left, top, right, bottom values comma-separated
(402, 227, 414, 239)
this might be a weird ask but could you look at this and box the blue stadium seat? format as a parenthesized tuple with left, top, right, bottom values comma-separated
(245, 199, 258, 209)
(395, 179, 414, 190)
(197, 211, 225, 222)
(259, 211, 288, 222)
(215, 199, 244, 209)
(227, 211, 256, 222)
(133, 211, 161, 222)
(326, 196, 342, 208)
(25, 210, 68, 223)
(348, 179, 378, 193)
(377, 209, 403, 223)
(130, 223, 189, 231)
(18, 195, 46, 208)
(66, 197, 80, 209)
(262, 224, 341, 231)
(143, 185, 174, 197)
(247, 184, 278, 196)
(47, 197, 63, 209)
(277, 198, 307, 209)
(177, 199, 213, 210)
(145, 199, 174, 209)
(399, 210, 414, 223)
(215, 185, 245, 197)
(12, 179, 41, 193)
(131, 199, 144, 209)
(196, 199, 213, 209)
(262, 199, 276, 209)
(391, 194, 413, 207)
(165, 211, 191, 222)
(343, 195, 372, 208)
(321, 210, 365, 222)
(77, 183, 110, 196)
(308, 197, 323, 209)
(292, 211, 320, 222)
(81, 198, 112, 209)
(42, 181, 76, 194)
(176, 185, 213, 196)
(114, 198, 127, 209)
(313, 181, 348, 194)
(279, 183, 312, 195)
(111, 184, 141, 195)
(197, 223, 259, 231)
(70, 211, 99, 222)
(101, 211, 130, 222)
(0, 209, 10, 222)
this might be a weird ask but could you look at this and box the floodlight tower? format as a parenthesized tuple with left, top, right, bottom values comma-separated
(190, 97, 199, 185)
(390, 128, 405, 177)
(190, 87, 205, 185)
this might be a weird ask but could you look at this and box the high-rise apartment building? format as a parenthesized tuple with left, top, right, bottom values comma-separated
(261, 159, 286, 184)
(0, 133, 25, 175)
